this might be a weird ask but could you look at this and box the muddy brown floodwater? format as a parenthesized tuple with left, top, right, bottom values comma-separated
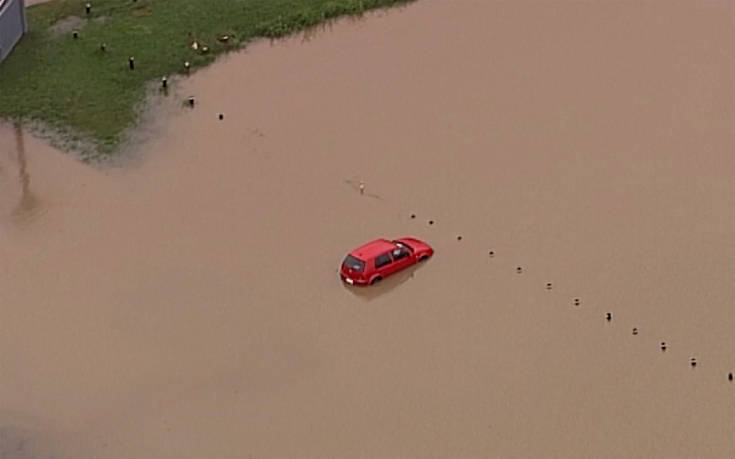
(2, 1, 735, 458)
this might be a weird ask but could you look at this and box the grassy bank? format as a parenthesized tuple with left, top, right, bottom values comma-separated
(0, 0, 413, 155)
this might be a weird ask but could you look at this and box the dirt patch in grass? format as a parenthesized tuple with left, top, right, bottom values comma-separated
(49, 15, 83, 36)
(49, 15, 108, 37)
(131, 5, 152, 17)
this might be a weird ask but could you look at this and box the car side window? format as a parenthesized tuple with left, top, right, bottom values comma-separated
(392, 248, 408, 261)
(375, 253, 392, 268)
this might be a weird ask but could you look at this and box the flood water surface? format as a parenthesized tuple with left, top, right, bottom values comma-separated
(2, 1, 735, 458)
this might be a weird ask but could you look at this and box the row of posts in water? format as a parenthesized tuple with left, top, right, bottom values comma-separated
(406, 214, 734, 383)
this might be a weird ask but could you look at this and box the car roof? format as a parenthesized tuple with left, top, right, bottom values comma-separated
(349, 239, 397, 260)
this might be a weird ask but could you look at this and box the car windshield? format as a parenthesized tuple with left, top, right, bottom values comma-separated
(343, 255, 365, 272)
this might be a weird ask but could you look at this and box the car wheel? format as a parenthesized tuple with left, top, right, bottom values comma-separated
(370, 276, 382, 285)
(418, 255, 428, 262)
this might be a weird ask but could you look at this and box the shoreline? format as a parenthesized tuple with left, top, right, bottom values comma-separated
(0, 0, 417, 157)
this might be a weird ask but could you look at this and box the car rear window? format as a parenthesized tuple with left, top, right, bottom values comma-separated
(343, 255, 365, 272)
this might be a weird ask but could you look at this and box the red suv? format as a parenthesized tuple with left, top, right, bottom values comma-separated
(340, 238, 434, 286)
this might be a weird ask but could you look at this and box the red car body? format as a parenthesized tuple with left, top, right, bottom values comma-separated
(340, 237, 434, 286)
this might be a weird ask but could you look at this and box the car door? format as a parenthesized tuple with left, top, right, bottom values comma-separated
(389, 246, 413, 273)
(374, 252, 394, 278)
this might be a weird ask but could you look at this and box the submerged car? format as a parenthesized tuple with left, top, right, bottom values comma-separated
(340, 238, 434, 286)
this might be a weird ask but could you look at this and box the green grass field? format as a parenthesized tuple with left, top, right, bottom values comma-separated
(0, 0, 412, 155)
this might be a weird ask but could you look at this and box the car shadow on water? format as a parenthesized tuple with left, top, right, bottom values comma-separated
(342, 261, 430, 301)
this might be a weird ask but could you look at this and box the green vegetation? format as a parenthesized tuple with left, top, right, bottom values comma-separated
(0, 0, 413, 155)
